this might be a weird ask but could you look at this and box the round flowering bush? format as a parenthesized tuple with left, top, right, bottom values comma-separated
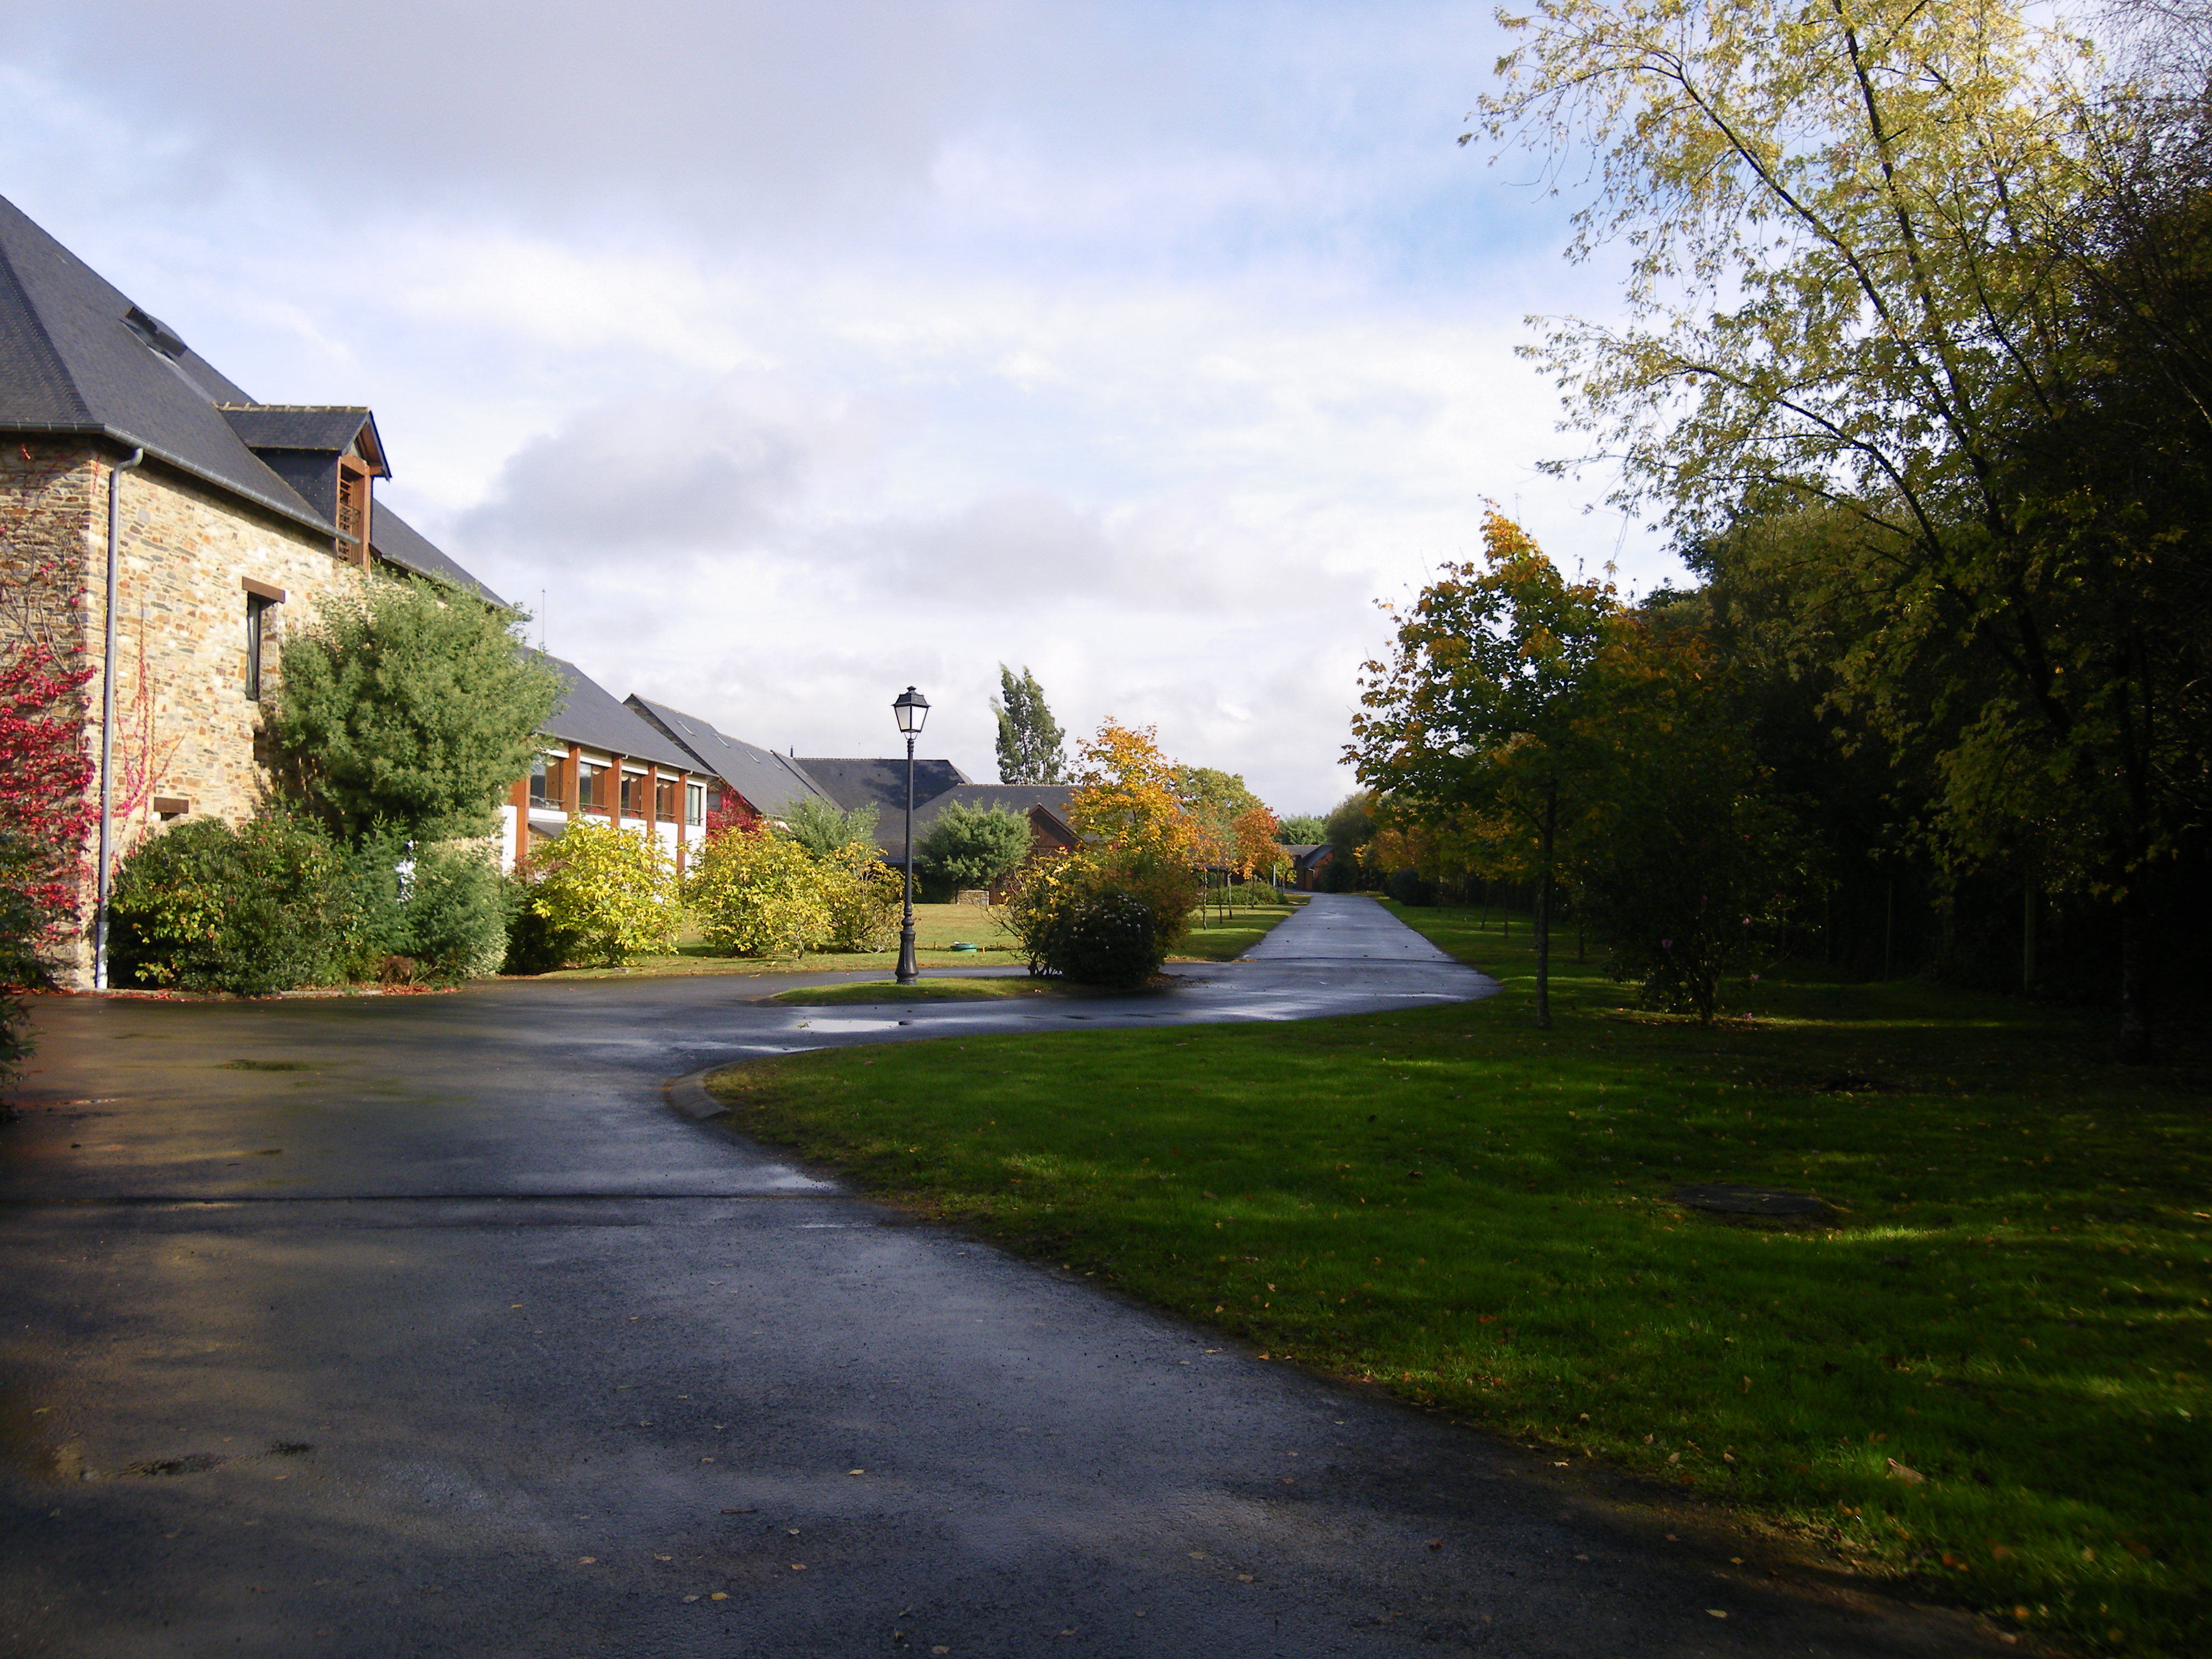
(1049, 887, 1160, 988)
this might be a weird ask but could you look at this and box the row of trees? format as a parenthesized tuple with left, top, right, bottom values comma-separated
(1352, 511, 1796, 1026)
(1338, 0, 2212, 1053)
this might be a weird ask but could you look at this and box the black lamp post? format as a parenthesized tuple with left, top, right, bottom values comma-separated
(892, 686, 930, 984)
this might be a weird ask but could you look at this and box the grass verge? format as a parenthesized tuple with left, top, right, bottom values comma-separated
(704, 901, 2210, 1654)
(1165, 900, 1302, 962)
(769, 977, 1062, 1005)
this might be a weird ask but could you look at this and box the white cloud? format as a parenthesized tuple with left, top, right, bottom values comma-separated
(0, 0, 1680, 810)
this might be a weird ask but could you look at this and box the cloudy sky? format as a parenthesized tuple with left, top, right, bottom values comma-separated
(3, 0, 1673, 812)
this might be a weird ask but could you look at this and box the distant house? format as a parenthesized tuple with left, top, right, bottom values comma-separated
(0, 192, 515, 984)
(503, 662, 701, 874)
(1286, 844, 1332, 890)
(792, 760, 1076, 870)
(625, 697, 830, 829)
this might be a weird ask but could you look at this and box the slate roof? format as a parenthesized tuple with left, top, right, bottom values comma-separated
(0, 194, 336, 537)
(216, 403, 385, 460)
(0, 192, 501, 604)
(538, 657, 696, 772)
(794, 757, 973, 821)
(625, 696, 831, 820)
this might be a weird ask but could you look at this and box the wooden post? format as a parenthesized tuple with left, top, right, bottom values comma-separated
(509, 774, 528, 869)
(565, 742, 582, 818)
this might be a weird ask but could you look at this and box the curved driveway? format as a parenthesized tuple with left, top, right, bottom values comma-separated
(1, 896, 1990, 1656)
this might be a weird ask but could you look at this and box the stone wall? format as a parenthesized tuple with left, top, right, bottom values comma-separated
(0, 440, 366, 985)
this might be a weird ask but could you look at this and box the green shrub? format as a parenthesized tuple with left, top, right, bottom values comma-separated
(502, 889, 581, 974)
(779, 798, 880, 860)
(916, 801, 1032, 893)
(1385, 867, 1437, 906)
(820, 842, 902, 952)
(110, 814, 364, 993)
(1049, 889, 1159, 987)
(1003, 854, 1168, 986)
(400, 844, 513, 983)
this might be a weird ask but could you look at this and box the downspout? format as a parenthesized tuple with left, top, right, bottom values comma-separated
(93, 447, 145, 990)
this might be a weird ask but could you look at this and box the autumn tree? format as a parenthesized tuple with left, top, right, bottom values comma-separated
(1014, 719, 1201, 967)
(993, 663, 1067, 785)
(1477, 0, 2195, 1054)
(1350, 512, 1630, 1027)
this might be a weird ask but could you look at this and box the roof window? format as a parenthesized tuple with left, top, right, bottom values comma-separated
(122, 305, 189, 361)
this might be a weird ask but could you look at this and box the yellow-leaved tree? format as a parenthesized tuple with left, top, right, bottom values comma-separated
(685, 821, 833, 958)
(1005, 720, 1202, 983)
(525, 821, 681, 967)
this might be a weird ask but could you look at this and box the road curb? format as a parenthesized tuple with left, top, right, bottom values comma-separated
(663, 1067, 726, 1120)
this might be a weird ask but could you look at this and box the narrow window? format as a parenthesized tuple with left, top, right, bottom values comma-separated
(335, 461, 372, 566)
(686, 782, 705, 827)
(655, 776, 677, 822)
(244, 593, 273, 698)
(530, 755, 566, 809)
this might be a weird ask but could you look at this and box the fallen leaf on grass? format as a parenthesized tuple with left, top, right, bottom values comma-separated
(1886, 1459, 1927, 1485)
(1707, 1609, 1729, 1619)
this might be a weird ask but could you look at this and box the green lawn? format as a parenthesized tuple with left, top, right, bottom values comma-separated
(705, 901, 2212, 1655)
(532, 898, 1298, 979)
(531, 902, 1019, 979)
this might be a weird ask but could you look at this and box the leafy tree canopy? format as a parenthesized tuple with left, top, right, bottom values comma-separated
(993, 664, 1067, 785)
(273, 576, 560, 844)
(1275, 813, 1328, 845)
(779, 797, 880, 859)
(917, 801, 1034, 891)
(1478, 0, 2210, 1052)
(1322, 794, 1378, 855)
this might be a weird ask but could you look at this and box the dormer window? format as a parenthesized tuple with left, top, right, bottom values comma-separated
(335, 458, 372, 567)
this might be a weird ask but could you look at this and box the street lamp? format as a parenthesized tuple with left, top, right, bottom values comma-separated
(892, 686, 930, 984)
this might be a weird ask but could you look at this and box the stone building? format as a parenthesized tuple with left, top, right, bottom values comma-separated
(0, 193, 582, 985)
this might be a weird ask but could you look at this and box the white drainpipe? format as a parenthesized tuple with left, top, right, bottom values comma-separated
(92, 447, 144, 991)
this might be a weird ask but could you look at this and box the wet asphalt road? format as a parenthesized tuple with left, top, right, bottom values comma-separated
(0, 896, 1995, 1657)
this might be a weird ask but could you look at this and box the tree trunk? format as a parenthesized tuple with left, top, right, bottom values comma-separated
(1535, 786, 1556, 1030)
(2119, 883, 2152, 1063)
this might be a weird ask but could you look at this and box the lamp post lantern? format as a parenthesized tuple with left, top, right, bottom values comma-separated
(892, 686, 929, 984)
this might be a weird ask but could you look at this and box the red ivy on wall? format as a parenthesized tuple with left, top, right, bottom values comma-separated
(0, 640, 95, 937)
